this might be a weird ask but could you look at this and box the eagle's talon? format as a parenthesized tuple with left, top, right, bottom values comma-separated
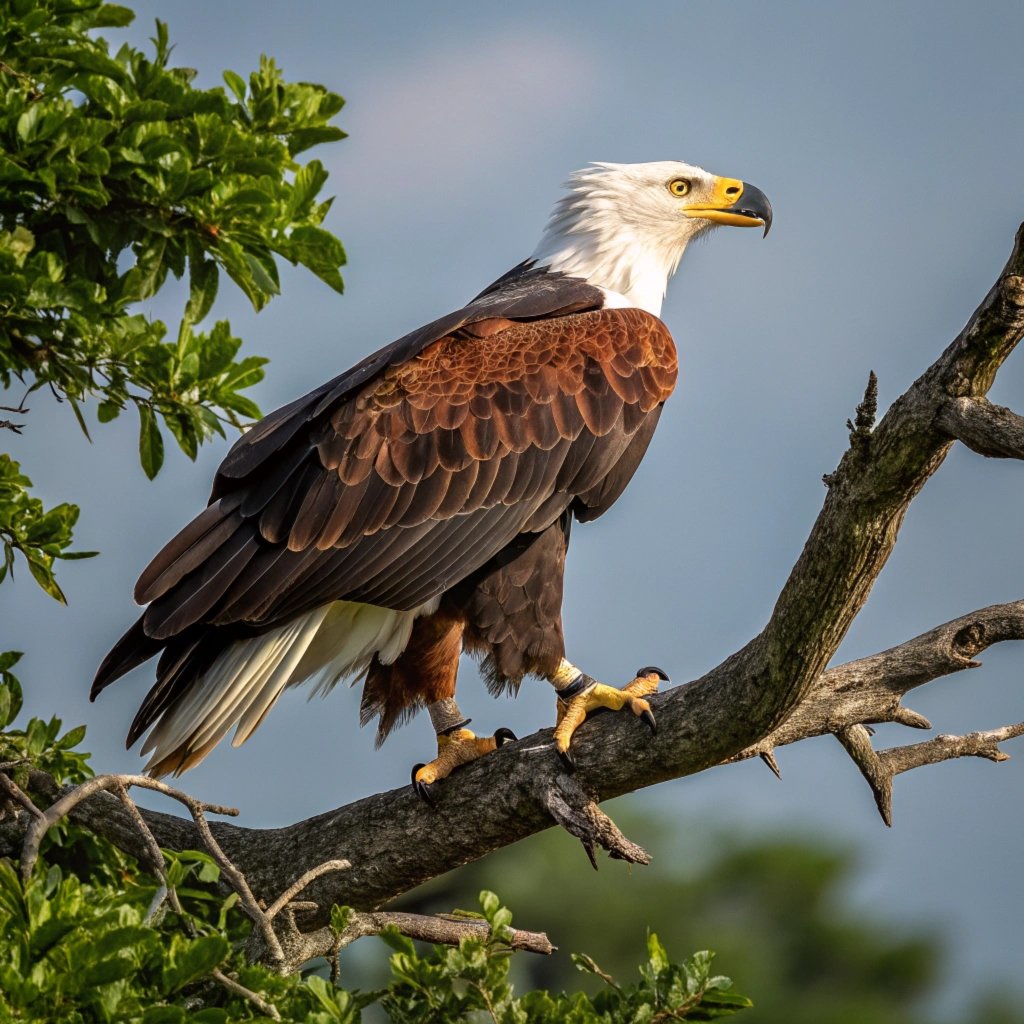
(411, 727, 508, 800)
(551, 667, 663, 767)
(411, 763, 437, 806)
(636, 665, 670, 682)
(494, 727, 518, 747)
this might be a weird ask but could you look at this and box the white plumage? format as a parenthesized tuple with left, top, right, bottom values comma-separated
(140, 597, 436, 771)
(531, 161, 720, 316)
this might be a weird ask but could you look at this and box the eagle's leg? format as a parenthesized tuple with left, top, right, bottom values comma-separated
(411, 697, 517, 804)
(362, 610, 516, 804)
(548, 659, 667, 771)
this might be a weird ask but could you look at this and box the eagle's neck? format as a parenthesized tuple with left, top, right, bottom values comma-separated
(530, 200, 688, 318)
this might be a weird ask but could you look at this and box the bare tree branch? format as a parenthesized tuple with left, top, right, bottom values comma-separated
(880, 723, 1024, 775)
(209, 969, 281, 1022)
(265, 859, 351, 922)
(23, 596, 1021, 943)
(829, 721, 1024, 827)
(0, 769, 42, 820)
(19, 773, 238, 883)
(6, 223, 1024, 968)
(937, 395, 1024, 458)
(335, 910, 555, 955)
(543, 773, 651, 869)
(4, 766, 554, 974)
(732, 599, 1024, 766)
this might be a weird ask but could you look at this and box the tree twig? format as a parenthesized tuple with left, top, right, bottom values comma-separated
(210, 969, 281, 1021)
(0, 770, 43, 820)
(830, 721, 1024, 826)
(19, 772, 238, 882)
(730, 599, 1024, 771)
(336, 909, 555, 955)
(264, 859, 351, 921)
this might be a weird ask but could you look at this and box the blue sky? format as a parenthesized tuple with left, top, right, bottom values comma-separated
(4, 1, 1024, 1014)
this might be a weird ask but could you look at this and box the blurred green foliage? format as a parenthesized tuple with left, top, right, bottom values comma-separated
(398, 802, 1024, 1024)
(0, 0, 345, 605)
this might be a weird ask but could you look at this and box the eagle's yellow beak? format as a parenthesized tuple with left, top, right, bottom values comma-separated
(683, 178, 773, 236)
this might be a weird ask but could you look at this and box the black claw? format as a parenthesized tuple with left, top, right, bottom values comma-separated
(494, 727, 518, 747)
(557, 746, 576, 772)
(636, 665, 670, 682)
(641, 708, 657, 735)
(411, 764, 436, 807)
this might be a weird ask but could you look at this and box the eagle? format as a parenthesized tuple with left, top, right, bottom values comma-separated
(92, 160, 771, 797)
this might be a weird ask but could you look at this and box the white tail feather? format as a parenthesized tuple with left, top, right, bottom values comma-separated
(141, 598, 436, 774)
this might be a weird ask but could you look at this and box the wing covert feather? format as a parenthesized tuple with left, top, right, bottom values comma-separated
(135, 308, 677, 635)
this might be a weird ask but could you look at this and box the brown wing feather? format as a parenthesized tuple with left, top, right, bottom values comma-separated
(96, 307, 677, 698)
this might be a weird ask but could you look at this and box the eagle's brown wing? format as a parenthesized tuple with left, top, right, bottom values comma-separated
(92, 307, 677, 751)
(140, 307, 675, 628)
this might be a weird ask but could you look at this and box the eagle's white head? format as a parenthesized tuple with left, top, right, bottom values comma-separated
(531, 160, 771, 317)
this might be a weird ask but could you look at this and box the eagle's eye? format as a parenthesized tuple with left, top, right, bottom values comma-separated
(668, 178, 691, 197)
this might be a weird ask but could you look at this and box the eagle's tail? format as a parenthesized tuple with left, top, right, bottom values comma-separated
(95, 600, 427, 777)
(139, 607, 333, 776)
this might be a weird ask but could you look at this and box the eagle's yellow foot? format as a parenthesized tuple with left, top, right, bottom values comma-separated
(412, 726, 517, 805)
(553, 665, 667, 771)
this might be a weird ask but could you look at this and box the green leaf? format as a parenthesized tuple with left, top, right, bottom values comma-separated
(379, 925, 416, 955)
(138, 406, 164, 479)
(647, 931, 669, 973)
(480, 890, 500, 920)
(331, 904, 353, 936)
(243, 250, 280, 299)
(222, 69, 247, 101)
(162, 934, 229, 993)
(63, 397, 90, 443)
(287, 125, 347, 156)
(186, 257, 219, 323)
(0, 667, 24, 729)
(288, 159, 329, 216)
(191, 1010, 229, 1023)
(0, 650, 25, 672)
(58, 724, 87, 749)
(95, 4, 136, 27)
(305, 975, 357, 1023)
(16, 105, 42, 142)
(142, 1007, 187, 1024)
(97, 399, 122, 423)
(26, 555, 66, 603)
(79, 953, 139, 987)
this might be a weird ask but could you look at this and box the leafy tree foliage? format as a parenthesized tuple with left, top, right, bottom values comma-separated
(0, 0, 344, 602)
